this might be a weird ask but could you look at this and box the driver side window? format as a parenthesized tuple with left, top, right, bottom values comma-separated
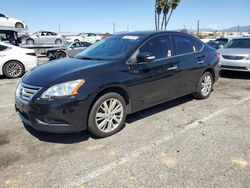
(140, 35, 172, 60)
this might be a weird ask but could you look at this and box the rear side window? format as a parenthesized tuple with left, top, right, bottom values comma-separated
(0, 45, 8, 51)
(194, 39, 204, 51)
(140, 35, 172, 60)
(174, 35, 195, 55)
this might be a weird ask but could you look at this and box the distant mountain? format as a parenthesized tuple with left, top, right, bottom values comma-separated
(188, 26, 250, 33)
(221, 26, 250, 32)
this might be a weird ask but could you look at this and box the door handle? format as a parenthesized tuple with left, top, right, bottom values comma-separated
(197, 60, 205, 64)
(0, 55, 6, 57)
(197, 55, 205, 59)
(167, 66, 178, 71)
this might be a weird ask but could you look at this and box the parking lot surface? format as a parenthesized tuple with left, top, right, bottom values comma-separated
(0, 70, 250, 188)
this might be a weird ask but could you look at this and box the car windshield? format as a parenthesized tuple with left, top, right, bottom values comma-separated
(75, 34, 144, 60)
(31, 32, 40, 36)
(224, 39, 250, 49)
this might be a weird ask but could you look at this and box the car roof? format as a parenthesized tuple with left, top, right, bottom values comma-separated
(114, 31, 191, 38)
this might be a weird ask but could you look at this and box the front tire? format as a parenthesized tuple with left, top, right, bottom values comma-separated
(55, 51, 66, 59)
(88, 93, 127, 138)
(26, 38, 34, 45)
(55, 39, 62, 45)
(3, 61, 24, 78)
(193, 72, 213, 99)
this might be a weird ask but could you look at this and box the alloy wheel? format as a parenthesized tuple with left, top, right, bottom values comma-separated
(5, 62, 23, 78)
(95, 98, 124, 133)
(201, 75, 212, 97)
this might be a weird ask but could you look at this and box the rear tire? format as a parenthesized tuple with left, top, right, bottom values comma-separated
(88, 93, 127, 138)
(55, 39, 62, 45)
(55, 51, 66, 59)
(193, 72, 213, 99)
(3, 61, 24, 78)
(15, 22, 24, 28)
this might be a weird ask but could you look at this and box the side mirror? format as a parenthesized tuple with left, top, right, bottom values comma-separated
(219, 45, 224, 49)
(137, 52, 155, 63)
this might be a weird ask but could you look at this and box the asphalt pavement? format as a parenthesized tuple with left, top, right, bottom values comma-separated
(0, 70, 250, 188)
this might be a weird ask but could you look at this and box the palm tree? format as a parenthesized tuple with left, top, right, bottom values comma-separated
(154, 0, 181, 31)
(156, 0, 163, 31)
(165, 0, 181, 30)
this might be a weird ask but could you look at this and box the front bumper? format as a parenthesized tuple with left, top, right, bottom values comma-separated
(220, 59, 250, 72)
(15, 96, 90, 133)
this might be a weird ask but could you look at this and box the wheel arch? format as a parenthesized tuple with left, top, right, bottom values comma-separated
(87, 85, 131, 122)
(15, 22, 24, 28)
(204, 68, 215, 83)
(2, 60, 25, 72)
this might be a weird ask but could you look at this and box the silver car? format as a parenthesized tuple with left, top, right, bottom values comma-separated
(218, 38, 250, 72)
(46, 41, 92, 60)
(21, 31, 65, 45)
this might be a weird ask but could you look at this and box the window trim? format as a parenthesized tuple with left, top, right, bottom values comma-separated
(126, 33, 176, 64)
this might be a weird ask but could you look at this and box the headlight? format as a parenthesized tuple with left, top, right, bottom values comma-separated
(41, 79, 85, 99)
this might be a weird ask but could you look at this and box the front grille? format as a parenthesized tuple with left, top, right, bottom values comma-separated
(221, 65, 247, 70)
(17, 83, 41, 102)
(222, 55, 245, 60)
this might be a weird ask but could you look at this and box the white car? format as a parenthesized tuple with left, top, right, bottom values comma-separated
(65, 33, 102, 43)
(0, 42, 37, 78)
(0, 13, 27, 28)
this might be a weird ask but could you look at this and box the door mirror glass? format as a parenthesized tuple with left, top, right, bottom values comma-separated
(137, 52, 155, 63)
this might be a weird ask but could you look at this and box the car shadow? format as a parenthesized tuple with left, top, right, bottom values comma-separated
(220, 70, 250, 80)
(23, 122, 127, 144)
(23, 124, 97, 144)
(0, 75, 7, 79)
(126, 95, 194, 124)
(23, 95, 193, 144)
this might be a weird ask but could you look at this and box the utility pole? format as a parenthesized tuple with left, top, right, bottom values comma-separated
(197, 20, 200, 38)
(58, 24, 61, 33)
(113, 23, 116, 34)
(238, 25, 240, 36)
(127, 25, 129, 32)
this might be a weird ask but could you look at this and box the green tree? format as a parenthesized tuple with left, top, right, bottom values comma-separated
(155, 0, 181, 31)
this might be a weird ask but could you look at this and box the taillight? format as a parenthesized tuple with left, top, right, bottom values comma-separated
(26, 52, 36, 56)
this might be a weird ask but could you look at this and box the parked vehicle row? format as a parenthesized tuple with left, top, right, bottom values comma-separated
(15, 31, 220, 137)
(0, 42, 37, 78)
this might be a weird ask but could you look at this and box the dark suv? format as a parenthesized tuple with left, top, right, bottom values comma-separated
(15, 31, 220, 137)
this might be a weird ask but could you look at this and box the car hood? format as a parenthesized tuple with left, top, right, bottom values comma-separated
(218, 48, 250, 55)
(22, 58, 112, 87)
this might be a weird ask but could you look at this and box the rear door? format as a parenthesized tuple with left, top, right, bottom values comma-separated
(172, 34, 205, 94)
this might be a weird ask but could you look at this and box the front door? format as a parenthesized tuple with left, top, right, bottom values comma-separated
(127, 34, 180, 110)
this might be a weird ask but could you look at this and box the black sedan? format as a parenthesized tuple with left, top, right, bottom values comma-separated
(15, 31, 220, 137)
(46, 41, 92, 60)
